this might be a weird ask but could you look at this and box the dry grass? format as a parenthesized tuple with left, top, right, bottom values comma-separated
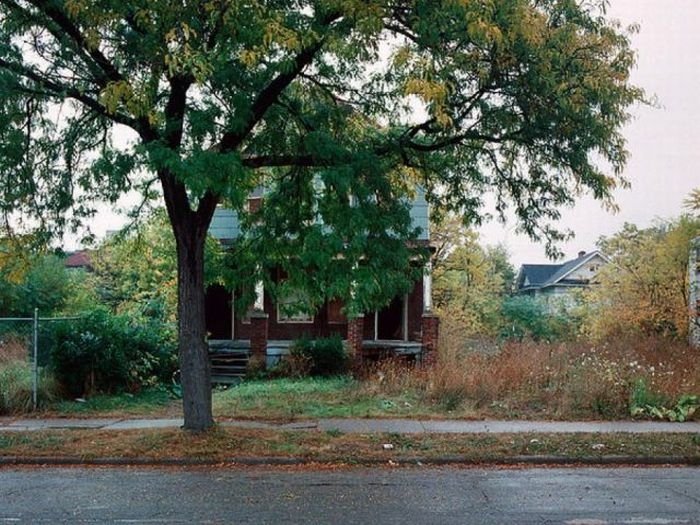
(0, 428, 697, 463)
(361, 323, 700, 420)
(0, 335, 28, 364)
(0, 335, 58, 415)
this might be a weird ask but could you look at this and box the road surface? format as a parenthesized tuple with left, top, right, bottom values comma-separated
(1, 466, 698, 524)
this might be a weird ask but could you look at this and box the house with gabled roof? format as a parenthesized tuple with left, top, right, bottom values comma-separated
(204, 186, 439, 379)
(515, 250, 609, 299)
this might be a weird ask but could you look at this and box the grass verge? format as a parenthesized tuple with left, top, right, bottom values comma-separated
(45, 388, 181, 418)
(0, 429, 698, 465)
(211, 377, 448, 421)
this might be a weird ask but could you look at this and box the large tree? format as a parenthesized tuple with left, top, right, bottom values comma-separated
(0, 0, 643, 430)
(586, 216, 700, 340)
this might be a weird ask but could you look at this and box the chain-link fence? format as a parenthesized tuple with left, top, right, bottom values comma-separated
(0, 309, 80, 411)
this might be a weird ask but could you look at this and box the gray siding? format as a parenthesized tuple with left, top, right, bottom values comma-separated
(209, 187, 430, 242)
(209, 208, 240, 241)
(410, 186, 430, 240)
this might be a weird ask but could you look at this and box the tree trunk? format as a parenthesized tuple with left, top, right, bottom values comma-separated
(176, 227, 214, 431)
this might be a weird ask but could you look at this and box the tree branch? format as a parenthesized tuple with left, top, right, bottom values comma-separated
(25, 0, 124, 84)
(0, 57, 148, 133)
(217, 13, 341, 153)
(158, 76, 196, 232)
(241, 154, 318, 168)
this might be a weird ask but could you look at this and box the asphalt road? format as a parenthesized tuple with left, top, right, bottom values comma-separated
(1, 466, 698, 524)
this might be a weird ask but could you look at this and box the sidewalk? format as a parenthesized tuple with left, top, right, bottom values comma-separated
(2, 416, 700, 434)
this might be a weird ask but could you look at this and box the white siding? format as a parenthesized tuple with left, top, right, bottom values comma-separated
(567, 254, 606, 281)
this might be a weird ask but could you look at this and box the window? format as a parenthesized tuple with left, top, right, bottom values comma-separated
(275, 269, 313, 323)
(277, 289, 314, 323)
(327, 298, 347, 324)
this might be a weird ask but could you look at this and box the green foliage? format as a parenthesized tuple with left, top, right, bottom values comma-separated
(288, 335, 349, 377)
(0, 252, 76, 317)
(500, 295, 578, 342)
(631, 380, 699, 422)
(93, 210, 224, 323)
(0, 360, 57, 414)
(0, 0, 644, 275)
(47, 308, 177, 397)
(433, 218, 514, 337)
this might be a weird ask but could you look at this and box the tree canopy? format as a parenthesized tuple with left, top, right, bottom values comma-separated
(584, 215, 700, 340)
(0, 0, 644, 429)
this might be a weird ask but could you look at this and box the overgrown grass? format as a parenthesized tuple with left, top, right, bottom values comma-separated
(212, 377, 432, 420)
(1, 336, 58, 415)
(213, 329, 699, 422)
(5, 323, 697, 422)
(358, 323, 700, 421)
(49, 388, 179, 417)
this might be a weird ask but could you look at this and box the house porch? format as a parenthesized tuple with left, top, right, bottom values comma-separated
(208, 338, 426, 383)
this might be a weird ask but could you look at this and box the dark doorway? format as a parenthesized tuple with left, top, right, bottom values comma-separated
(205, 284, 232, 339)
(377, 296, 404, 340)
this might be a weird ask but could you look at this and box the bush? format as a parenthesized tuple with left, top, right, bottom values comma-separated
(47, 308, 177, 397)
(288, 335, 349, 377)
(499, 295, 579, 342)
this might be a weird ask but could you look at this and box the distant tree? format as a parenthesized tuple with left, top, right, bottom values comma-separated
(431, 213, 472, 270)
(0, 1, 644, 429)
(93, 210, 223, 323)
(0, 242, 75, 317)
(485, 244, 516, 295)
(684, 188, 700, 216)
(433, 219, 513, 336)
(586, 215, 700, 339)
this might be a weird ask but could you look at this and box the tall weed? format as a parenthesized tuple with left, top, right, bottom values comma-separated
(0, 360, 57, 414)
(362, 325, 699, 420)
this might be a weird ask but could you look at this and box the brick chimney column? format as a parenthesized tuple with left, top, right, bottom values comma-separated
(347, 315, 364, 360)
(421, 313, 440, 366)
(250, 311, 269, 366)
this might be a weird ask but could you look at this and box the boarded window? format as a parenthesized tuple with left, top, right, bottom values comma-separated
(327, 298, 346, 324)
(248, 197, 262, 213)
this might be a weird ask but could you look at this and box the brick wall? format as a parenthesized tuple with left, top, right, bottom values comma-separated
(346, 316, 364, 357)
(421, 313, 440, 365)
(249, 312, 268, 361)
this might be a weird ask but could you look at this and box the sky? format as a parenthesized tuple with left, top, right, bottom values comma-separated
(80, 0, 700, 266)
(478, 0, 700, 265)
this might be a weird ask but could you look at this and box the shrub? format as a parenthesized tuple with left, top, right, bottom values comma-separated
(288, 335, 349, 377)
(47, 308, 177, 397)
(499, 295, 579, 342)
(630, 379, 699, 422)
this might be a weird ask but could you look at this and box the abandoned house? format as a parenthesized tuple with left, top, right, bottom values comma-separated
(204, 187, 439, 379)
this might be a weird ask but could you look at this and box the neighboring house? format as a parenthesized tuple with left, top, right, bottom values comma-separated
(515, 250, 609, 300)
(690, 237, 700, 348)
(205, 186, 439, 375)
(64, 250, 93, 271)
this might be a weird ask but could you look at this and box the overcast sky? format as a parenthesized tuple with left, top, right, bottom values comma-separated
(478, 0, 700, 265)
(82, 1, 699, 266)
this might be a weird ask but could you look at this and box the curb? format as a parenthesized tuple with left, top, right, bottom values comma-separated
(1, 455, 698, 467)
